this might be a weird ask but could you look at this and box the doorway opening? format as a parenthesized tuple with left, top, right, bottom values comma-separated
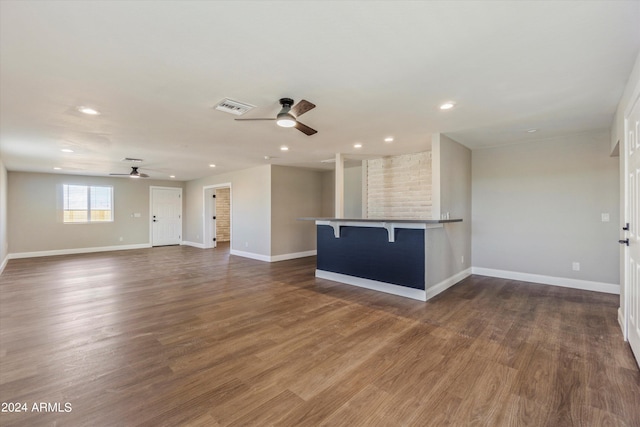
(203, 184, 231, 249)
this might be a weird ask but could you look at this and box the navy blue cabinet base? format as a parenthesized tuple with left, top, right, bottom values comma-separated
(317, 225, 425, 289)
(301, 218, 464, 301)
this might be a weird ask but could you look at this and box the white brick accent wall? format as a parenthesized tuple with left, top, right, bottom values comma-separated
(215, 187, 231, 242)
(366, 152, 432, 219)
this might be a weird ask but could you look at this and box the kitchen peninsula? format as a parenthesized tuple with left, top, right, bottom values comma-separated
(302, 218, 464, 301)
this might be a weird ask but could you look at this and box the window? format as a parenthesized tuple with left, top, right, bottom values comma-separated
(63, 185, 113, 223)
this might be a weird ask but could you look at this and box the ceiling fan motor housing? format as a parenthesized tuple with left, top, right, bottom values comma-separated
(279, 98, 294, 108)
(278, 98, 294, 116)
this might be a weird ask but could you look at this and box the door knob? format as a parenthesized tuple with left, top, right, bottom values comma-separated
(623, 223, 630, 231)
(619, 239, 629, 246)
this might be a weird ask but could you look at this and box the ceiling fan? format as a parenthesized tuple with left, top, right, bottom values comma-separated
(109, 166, 149, 178)
(235, 98, 317, 135)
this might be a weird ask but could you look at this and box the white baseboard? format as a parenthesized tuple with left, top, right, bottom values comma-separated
(230, 249, 271, 262)
(8, 243, 152, 260)
(426, 268, 472, 300)
(270, 250, 317, 262)
(230, 249, 317, 263)
(471, 267, 620, 295)
(0, 255, 8, 276)
(316, 270, 427, 301)
(619, 307, 627, 341)
(181, 241, 206, 249)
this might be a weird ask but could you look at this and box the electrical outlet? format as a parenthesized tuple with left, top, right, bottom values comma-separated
(461, 255, 464, 265)
(245, 242, 249, 248)
(572, 262, 580, 271)
(119, 237, 123, 242)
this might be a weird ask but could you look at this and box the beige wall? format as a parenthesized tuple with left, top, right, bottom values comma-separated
(7, 172, 184, 254)
(321, 170, 335, 217)
(344, 165, 362, 218)
(185, 165, 271, 257)
(271, 165, 324, 256)
(429, 134, 472, 284)
(472, 130, 619, 284)
(0, 158, 7, 270)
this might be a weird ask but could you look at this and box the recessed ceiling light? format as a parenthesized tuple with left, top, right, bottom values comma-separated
(384, 137, 394, 143)
(354, 143, 363, 149)
(53, 167, 61, 170)
(61, 148, 74, 153)
(439, 102, 455, 110)
(209, 164, 216, 168)
(280, 145, 289, 151)
(526, 129, 538, 133)
(77, 106, 100, 115)
(170, 175, 176, 178)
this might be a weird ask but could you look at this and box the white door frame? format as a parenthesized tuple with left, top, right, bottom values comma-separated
(622, 116, 630, 341)
(149, 186, 183, 246)
(202, 183, 232, 249)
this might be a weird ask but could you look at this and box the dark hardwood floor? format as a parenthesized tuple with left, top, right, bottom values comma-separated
(1, 244, 639, 426)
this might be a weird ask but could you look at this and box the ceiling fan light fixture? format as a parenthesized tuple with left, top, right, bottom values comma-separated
(276, 112, 296, 128)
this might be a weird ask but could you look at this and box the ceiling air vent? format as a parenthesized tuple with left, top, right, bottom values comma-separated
(215, 98, 255, 116)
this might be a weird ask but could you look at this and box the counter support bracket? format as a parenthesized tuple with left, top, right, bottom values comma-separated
(321, 220, 407, 243)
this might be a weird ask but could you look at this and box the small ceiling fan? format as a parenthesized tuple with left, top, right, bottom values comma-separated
(109, 166, 149, 178)
(235, 98, 317, 135)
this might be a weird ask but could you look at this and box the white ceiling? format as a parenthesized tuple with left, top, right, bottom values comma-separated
(1, 1, 639, 181)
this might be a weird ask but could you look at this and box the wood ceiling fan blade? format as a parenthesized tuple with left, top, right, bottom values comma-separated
(295, 121, 317, 136)
(291, 100, 315, 118)
(234, 118, 277, 121)
(139, 173, 150, 178)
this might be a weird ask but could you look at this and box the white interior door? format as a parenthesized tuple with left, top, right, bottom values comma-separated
(151, 187, 182, 246)
(626, 95, 640, 367)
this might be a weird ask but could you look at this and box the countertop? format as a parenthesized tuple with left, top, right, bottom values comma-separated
(299, 218, 462, 224)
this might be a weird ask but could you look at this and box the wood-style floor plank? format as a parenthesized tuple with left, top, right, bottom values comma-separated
(1, 244, 639, 426)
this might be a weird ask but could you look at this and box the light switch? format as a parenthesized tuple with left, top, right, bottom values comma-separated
(134, 213, 141, 218)
(601, 213, 610, 222)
